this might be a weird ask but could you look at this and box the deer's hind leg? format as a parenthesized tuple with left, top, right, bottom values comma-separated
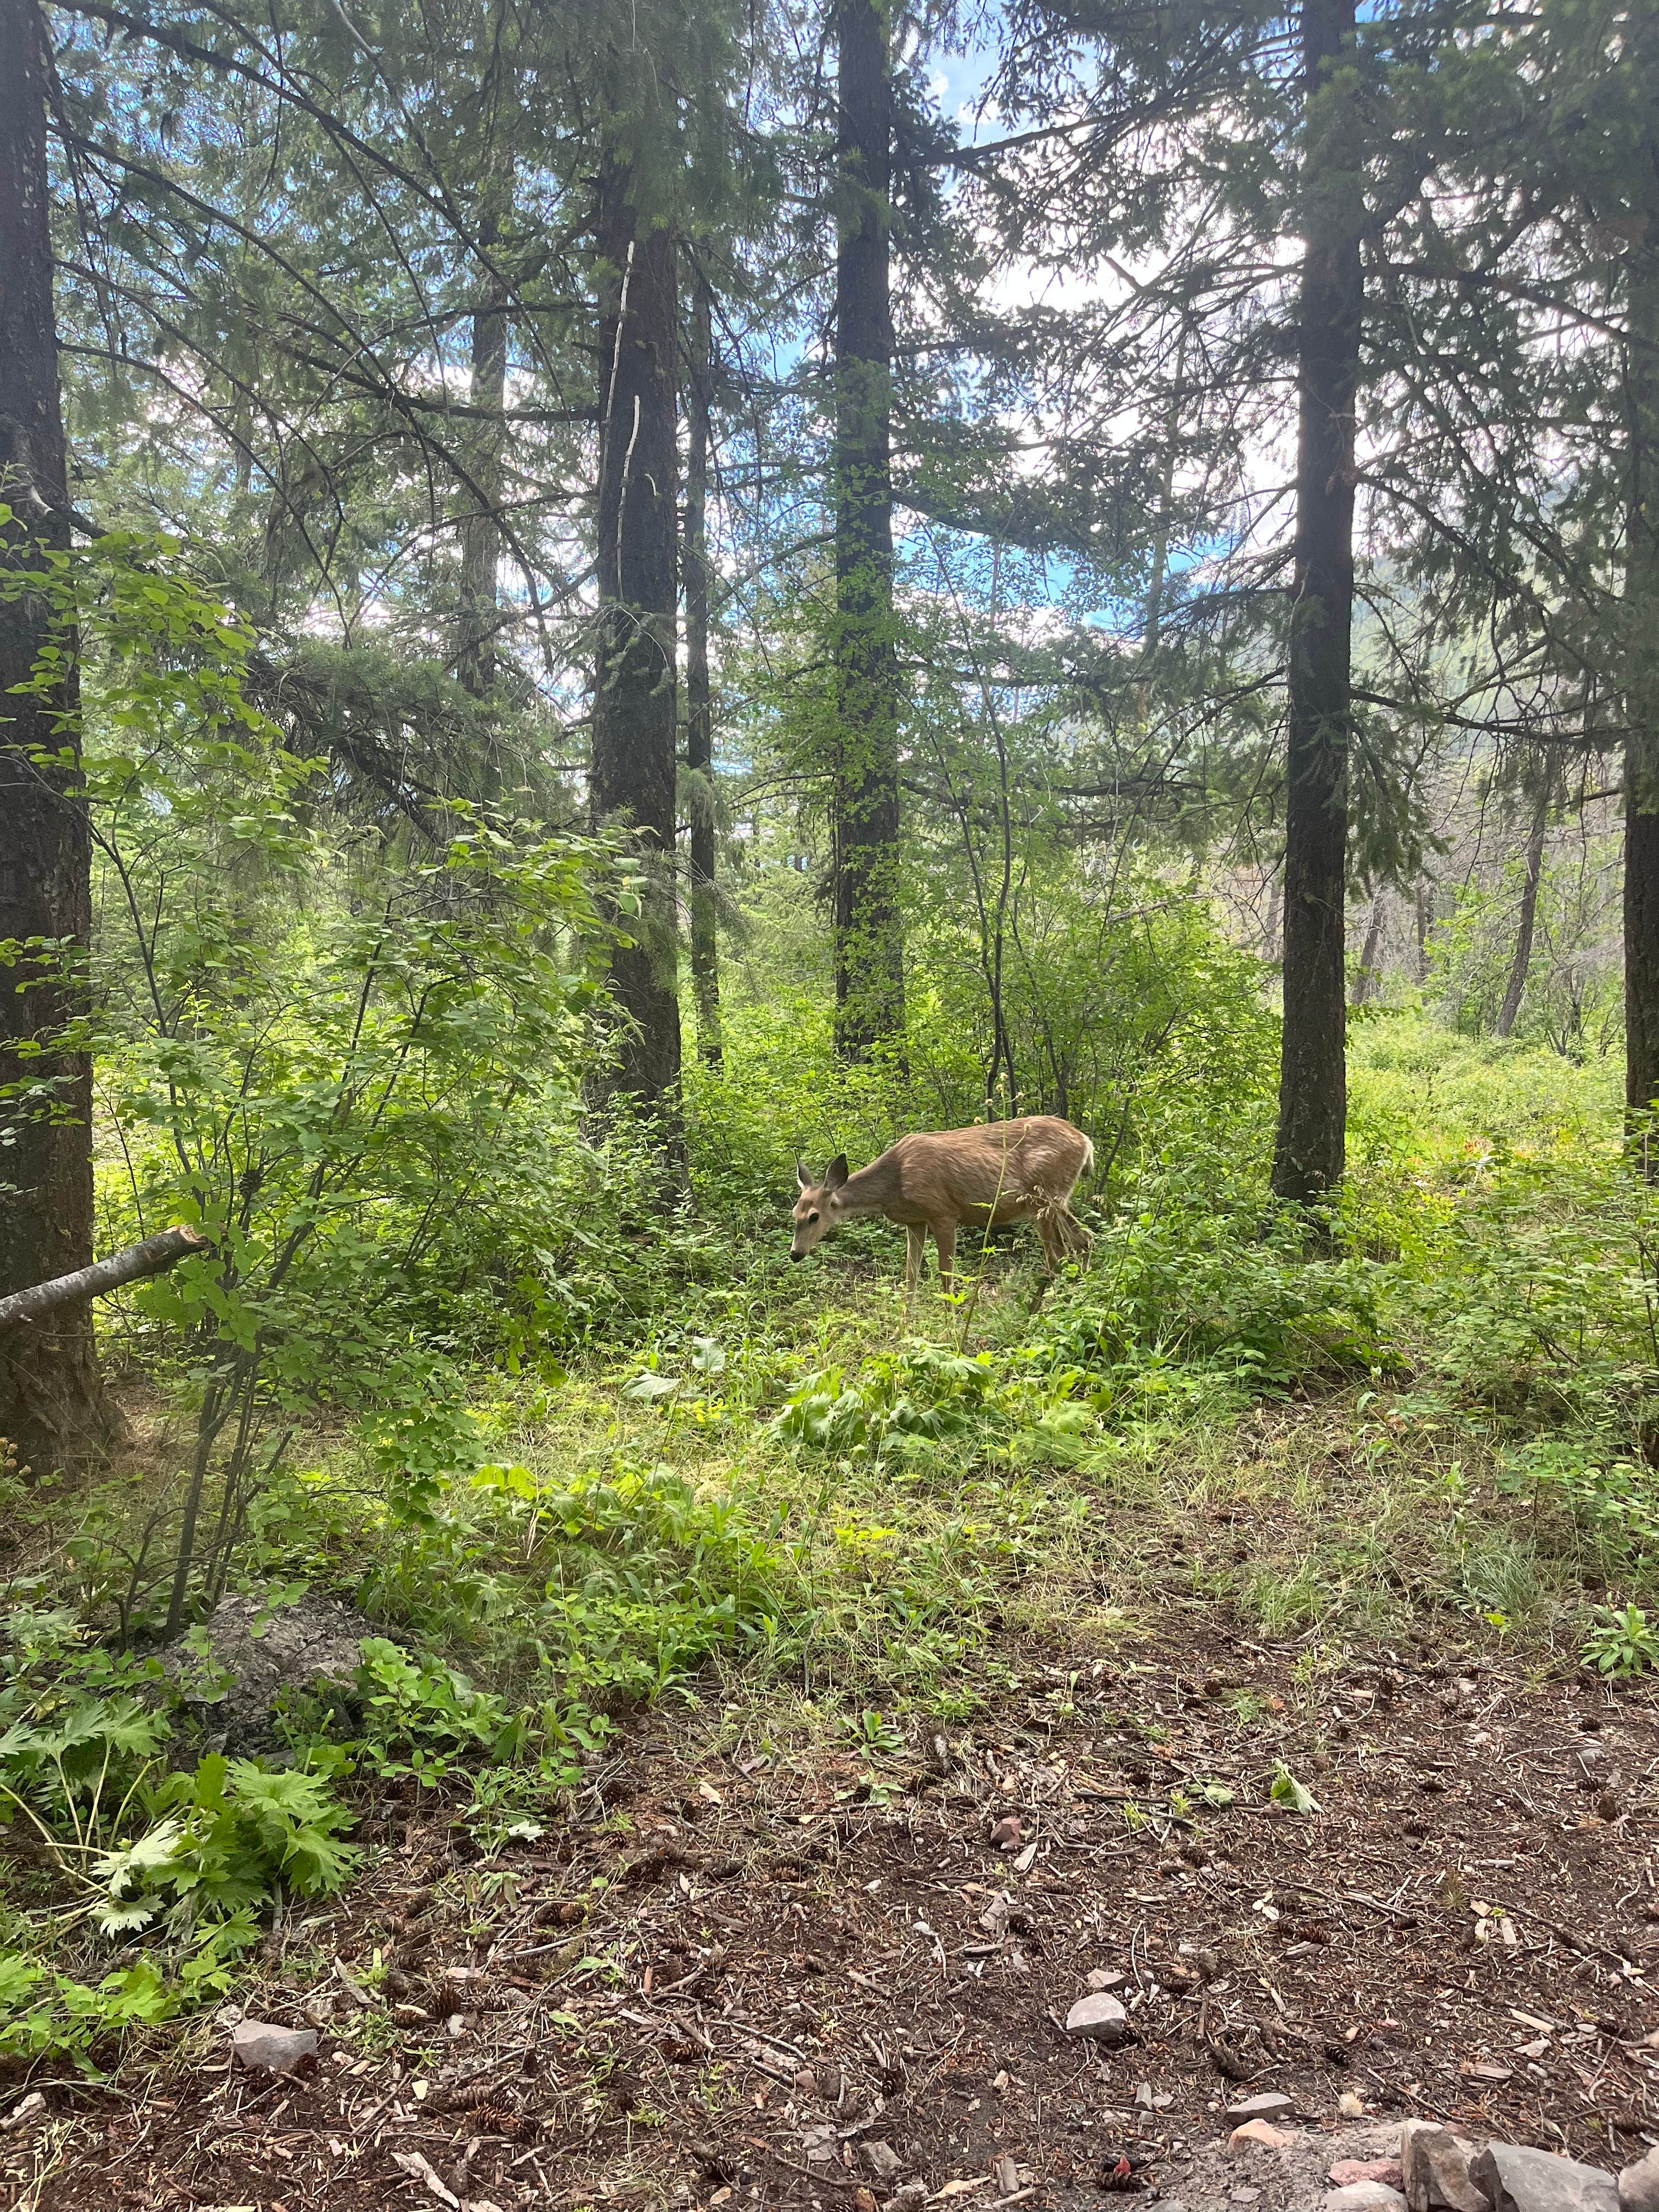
(931, 1219, 957, 1294)
(904, 1223, 926, 1291)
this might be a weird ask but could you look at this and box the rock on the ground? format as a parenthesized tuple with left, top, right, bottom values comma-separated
(860, 2140, 904, 2183)
(1621, 2152, 1659, 2212)
(1401, 2121, 1492, 2212)
(1471, 2145, 1619, 2212)
(1328, 2186, 1407, 2212)
(1087, 1966, 1127, 1991)
(232, 2018, 318, 2073)
(164, 1592, 386, 1747)
(1065, 1991, 1128, 2041)
(1227, 2094, 1296, 2123)
(1334, 2163, 1405, 2190)
(1231, 2123, 1293, 2154)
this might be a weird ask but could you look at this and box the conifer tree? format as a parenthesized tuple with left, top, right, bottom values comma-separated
(0, 0, 119, 1466)
(831, 0, 905, 1061)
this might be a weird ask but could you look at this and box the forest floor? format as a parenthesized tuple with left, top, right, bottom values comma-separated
(10, 1602, 1653, 2212)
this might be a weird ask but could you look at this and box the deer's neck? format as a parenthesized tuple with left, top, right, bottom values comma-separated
(837, 1152, 902, 1218)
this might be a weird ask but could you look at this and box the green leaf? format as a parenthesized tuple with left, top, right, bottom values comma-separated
(1269, 1764, 1320, 1816)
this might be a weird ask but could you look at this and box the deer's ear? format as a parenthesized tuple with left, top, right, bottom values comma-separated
(825, 1154, 850, 1192)
(796, 1159, 811, 1190)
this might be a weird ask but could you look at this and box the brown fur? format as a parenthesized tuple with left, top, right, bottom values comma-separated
(790, 1114, 1094, 1291)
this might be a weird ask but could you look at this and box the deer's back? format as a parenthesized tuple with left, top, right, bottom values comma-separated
(885, 1115, 1091, 1215)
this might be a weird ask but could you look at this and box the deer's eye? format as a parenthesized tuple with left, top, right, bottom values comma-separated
(808, 1211, 819, 1224)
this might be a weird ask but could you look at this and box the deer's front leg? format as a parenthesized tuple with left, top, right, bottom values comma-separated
(905, 1223, 926, 1290)
(932, 1220, 956, 1294)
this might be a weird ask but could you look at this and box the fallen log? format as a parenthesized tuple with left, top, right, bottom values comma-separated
(0, 1226, 211, 1329)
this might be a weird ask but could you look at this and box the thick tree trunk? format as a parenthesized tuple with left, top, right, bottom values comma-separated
(1271, 0, 1363, 1209)
(457, 209, 508, 715)
(1496, 780, 1550, 1040)
(832, 0, 905, 1062)
(0, 0, 119, 1471)
(590, 158, 682, 1114)
(684, 278, 721, 1066)
(1625, 220, 1659, 1160)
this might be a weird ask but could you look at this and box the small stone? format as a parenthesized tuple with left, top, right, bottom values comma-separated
(1088, 1966, 1128, 1991)
(855, 2193, 879, 2212)
(1333, 2164, 1405, 2190)
(800, 2123, 839, 2166)
(990, 1815, 1023, 1852)
(793, 2066, 819, 2098)
(1472, 2145, 1618, 2212)
(1229, 2123, 1292, 2154)
(860, 2140, 904, 2184)
(1066, 1992, 1129, 2042)
(1620, 2148, 1659, 2212)
(231, 2018, 319, 2074)
(1327, 2188, 1407, 2212)
(1147, 2201, 1190, 2212)
(1401, 2121, 1491, 2212)
(1596, 1790, 1622, 1822)
(1226, 2092, 1296, 2123)
(1232, 2191, 1263, 2204)
(997, 2152, 1022, 2196)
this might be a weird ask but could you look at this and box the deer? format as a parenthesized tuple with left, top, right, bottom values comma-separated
(790, 1114, 1094, 1293)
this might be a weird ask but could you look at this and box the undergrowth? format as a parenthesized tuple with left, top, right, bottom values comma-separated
(2, 1017, 1656, 2063)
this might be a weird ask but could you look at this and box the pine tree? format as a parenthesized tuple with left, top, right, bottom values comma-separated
(684, 274, 722, 1065)
(0, 0, 119, 1468)
(831, 0, 905, 1062)
(590, 149, 683, 1113)
(1272, 0, 1363, 1209)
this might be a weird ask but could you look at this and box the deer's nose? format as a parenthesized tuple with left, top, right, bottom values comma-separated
(790, 1248, 804, 1262)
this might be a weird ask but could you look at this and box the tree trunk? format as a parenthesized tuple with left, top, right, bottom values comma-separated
(1496, 780, 1550, 1040)
(0, 0, 119, 1472)
(457, 208, 508, 717)
(1271, 0, 1363, 1210)
(1625, 213, 1659, 1161)
(1415, 878, 1433, 981)
(832, 0, 905, 1062)
(684, 277, 721, 1066)
(1352, 891, 1384, 1005)
(590, 157, 682, 1114)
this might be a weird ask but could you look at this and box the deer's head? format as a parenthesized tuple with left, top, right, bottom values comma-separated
(790, 1155, 849, 1261)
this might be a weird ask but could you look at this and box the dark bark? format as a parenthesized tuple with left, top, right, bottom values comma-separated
(0, 1226, 209, 1330)
(684, 278, 721, 1066)
(1626, 216, 1659, 1160)
(832, 0, 905, 1061)
(1496, 781, 1550, 1040)
(1271, 0, 1363, 1209)
(590, 156, 682, 1114)
(456, 208, 508, 715)
(0, 0, 119, 1470)
(1414, 879, 1432, 981)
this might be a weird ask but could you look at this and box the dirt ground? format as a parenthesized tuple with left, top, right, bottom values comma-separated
(7, 1621, 1657, 2212)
